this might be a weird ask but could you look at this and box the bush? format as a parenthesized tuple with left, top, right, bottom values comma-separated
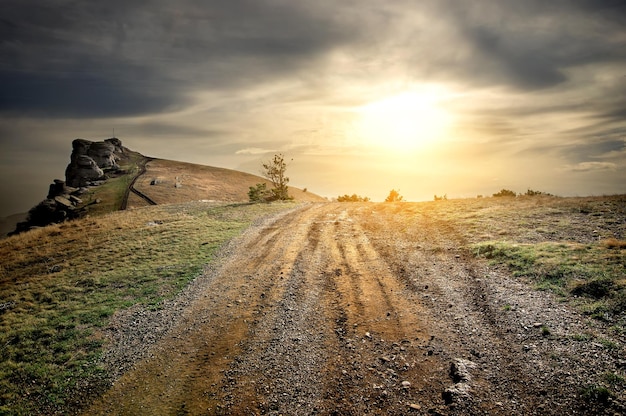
(493, 189, 517, 197)
(337, 194, 370, 202)
(248, 183, 270, 202)
(385, 189, 404, 202)
(525, 188, 552, 196)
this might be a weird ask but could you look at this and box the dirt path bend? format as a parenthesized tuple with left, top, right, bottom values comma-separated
(86, 203, 625, 416)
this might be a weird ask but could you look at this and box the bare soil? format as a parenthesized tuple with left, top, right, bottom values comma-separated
(85, 201, 625, 415)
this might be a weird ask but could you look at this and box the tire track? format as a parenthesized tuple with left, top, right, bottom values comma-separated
(217, 205, 440, 415)
(84, 204, 324, 415)
(83, 202, 619, 415)
(120, 157, 157, 210)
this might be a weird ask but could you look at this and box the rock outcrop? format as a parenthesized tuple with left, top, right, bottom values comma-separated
(65, 138, 123, 187)
(11, 138, 126, 235)
(11, 180, 87, 235)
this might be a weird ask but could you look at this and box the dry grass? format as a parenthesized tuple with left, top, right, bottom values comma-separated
(603, 238, 626, 250)
(0, 200, 297, 415)
(1, 193, 624, 414)
(131, 158, 326, 208)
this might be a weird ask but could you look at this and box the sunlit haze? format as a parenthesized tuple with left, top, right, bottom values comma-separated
(1, 1, 625, 216)
(354, 86, 454, 152)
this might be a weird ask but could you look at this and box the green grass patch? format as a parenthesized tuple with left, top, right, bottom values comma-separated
(0, 201, 295, 415)
(78, 151, 145, 215)
(474, 241, 626, 322)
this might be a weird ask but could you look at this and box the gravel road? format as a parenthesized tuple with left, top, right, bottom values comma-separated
(85, 202, 625, 415)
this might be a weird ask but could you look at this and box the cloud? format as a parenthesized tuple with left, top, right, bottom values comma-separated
(235, 147, 276, 155)
(1, 0, 626, 215)
(563, 162, 617, 172)
(0, 0, 364, 118)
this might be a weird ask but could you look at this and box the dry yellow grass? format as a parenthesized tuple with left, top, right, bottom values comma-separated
(130, 159, 326, 208)
(0, 200, 298, 415)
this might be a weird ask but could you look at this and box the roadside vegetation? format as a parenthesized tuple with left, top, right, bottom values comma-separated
(457, 195, 626, 329)
(337, 194, 370, 202)
(0, 201, 295, 415)
(475, 240, 626, 320)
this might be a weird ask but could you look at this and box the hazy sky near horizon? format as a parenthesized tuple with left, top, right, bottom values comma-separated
(1, 0, 625, 216)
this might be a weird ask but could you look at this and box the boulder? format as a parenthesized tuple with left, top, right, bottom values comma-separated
(65, 138, 124, 187)
(104, 137, 123, 152)
(47, 179, 67, 199)
(88, 141, 119, 170)
(54, 196, 74, 209)
(66, 155, 104, 187)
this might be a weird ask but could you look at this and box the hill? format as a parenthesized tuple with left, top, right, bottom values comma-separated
(6, 138, 325, 236)
(126, 158, 326, 209)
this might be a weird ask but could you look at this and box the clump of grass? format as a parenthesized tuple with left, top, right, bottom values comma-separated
(598, 338, 620, 350)
(602, 238, 626, 250)
(0, 201, 295, 415)
(473, 241, 625, 322)
(603, 372, 625, 386)
(571, 333, 593, 342)
(579, 384, 613, 406)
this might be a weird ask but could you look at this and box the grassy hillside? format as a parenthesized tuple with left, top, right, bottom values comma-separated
(78, 157, 326, 214)
(0, 201, 298, 415)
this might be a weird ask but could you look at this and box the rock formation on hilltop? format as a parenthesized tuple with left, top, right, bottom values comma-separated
(11, 138, 127, 235)
(65, 138, 124, 187)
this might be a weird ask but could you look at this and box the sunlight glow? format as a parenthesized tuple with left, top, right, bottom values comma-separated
(354, 87, 454, 151)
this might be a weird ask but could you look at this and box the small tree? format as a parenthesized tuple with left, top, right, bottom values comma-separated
(385, 189, 404, 202)
(261, 153, 292, 201)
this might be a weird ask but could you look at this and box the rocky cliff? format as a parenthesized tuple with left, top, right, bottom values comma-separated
(65, 138, 124, 187)
(11, 138, 127, 235)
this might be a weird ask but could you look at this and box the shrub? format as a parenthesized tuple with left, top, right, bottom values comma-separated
(385, 189, 404, 202)
(337, 194, 370, 202)
(525, 188, 552, 196)
(248, 183, 270, 202)
(493, 189, 517, 197)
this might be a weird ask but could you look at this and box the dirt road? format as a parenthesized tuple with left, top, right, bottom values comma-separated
(86, 203, 624, 415)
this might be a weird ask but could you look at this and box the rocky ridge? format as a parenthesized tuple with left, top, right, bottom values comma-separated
(11, 138, 127, 235)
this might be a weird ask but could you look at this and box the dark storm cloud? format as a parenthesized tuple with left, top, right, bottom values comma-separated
(424, 0, 626, 91)
(2, 0, 625, 116)
(0, 0, 361, 118)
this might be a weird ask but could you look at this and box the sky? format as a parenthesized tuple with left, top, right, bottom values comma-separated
(1, 0, 625, 216)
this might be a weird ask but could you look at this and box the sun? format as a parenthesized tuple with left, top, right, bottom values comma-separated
(354, 87, 453, 151)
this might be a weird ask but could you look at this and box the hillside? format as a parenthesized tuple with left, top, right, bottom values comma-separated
(4, 139, 326, 236)
(126, 158, 326, 209)
(1, 195, 624, 415)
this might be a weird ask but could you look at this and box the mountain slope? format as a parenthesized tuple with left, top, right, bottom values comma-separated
(126, 158, 325, 209)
